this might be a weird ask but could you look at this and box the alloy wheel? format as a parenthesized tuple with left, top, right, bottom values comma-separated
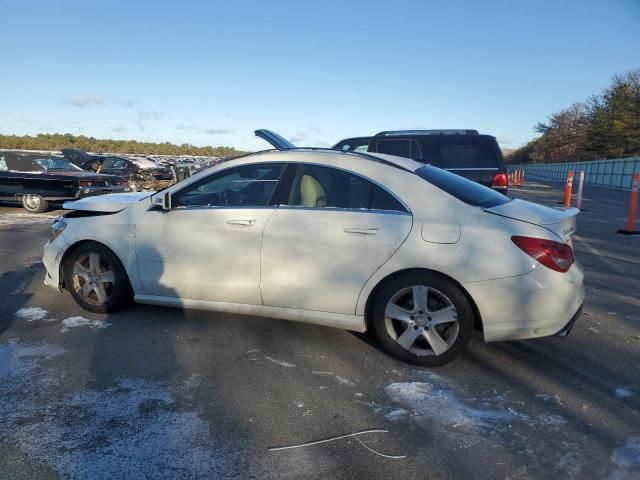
(384, 285, 460, 356)
(71, 252, 115, 306)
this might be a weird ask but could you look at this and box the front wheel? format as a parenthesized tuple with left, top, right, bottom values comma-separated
(372, 272, 474, 367)
(22, 194, 49, 213)
(64, 242, 133, 313)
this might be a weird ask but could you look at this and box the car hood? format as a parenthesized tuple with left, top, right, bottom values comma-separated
(63, 192, 152, 212)
(485, 199, 579, 241)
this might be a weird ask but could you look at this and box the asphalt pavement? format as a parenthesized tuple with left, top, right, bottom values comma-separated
(0, 180, 638, 480)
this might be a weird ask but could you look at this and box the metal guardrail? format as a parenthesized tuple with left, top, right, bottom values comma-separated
(513, 158, 640, 190)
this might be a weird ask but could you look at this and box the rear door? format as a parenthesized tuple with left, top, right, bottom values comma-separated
(260, 163, 412, 314)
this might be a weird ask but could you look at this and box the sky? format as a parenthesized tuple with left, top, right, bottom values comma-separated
(0, 0, 639, 151)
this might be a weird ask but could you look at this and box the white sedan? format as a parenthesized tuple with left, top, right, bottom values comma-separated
(42, 140, 584, 366)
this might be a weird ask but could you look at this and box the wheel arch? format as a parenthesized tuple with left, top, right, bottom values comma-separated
(363, 268, 484, 333)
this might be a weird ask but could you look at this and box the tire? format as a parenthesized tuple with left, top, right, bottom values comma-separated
(21, 194, 49, 213)
(64, 242, 133, 314)
(372, 271, 474, 367)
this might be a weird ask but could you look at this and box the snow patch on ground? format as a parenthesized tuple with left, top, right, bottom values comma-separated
(614, 387, 633, 399)
(384, 408, 408, 421)
(0, 339, 242, 479)
(60, 316, 112, 332)
(610, 438, 640, 479)
(15, 307, 50, 322)
(264, 355, 296, 368)
(0, 339, 66, 379)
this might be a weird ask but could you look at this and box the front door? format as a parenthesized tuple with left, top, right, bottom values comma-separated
(260, 164, 412, 314)
(135, 162, 286, 304)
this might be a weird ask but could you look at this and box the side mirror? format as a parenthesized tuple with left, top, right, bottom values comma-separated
(152, 191, 172, 211)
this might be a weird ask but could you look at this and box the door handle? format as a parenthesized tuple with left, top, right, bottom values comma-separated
(227, 219, 256, 226)
(343, 227, 379, 235)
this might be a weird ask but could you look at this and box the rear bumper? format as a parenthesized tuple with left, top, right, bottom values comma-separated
(465, 262, 585, 342)
(554, 304, 583, 337)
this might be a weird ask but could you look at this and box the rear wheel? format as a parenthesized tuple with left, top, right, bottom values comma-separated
(372, 272, 474, 367)
(64, 242, 132, 313)
(22, 194, 49, 213)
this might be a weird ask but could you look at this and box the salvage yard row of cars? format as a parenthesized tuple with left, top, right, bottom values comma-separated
(39, 129, 584, 366)
(0, 148, 218, 213)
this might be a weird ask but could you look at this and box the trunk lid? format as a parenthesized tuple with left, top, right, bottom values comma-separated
(484, 199, 579, 242)
(254, 129, 296, 150)
(63, 192, 152, 212)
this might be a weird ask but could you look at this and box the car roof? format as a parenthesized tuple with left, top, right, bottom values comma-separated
(237, 148, 424, 173)
(375, 129, 480, 136)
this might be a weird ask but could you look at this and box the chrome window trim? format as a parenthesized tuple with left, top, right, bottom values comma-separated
(276, 205, 411, 216)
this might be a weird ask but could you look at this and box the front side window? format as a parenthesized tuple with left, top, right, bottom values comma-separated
(173, 163, 285, 208)
(288, 165, 407, 212)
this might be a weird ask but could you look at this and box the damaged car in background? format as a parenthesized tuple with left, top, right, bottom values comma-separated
(62, 148, 174, 191)
(0, 151, 130, 213)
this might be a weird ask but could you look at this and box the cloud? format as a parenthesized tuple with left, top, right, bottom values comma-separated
(176, 124, 198, 131)
(289, 131, 308, 144)
(137, 111, 167, 121)
(136, 111, 167, 131)
(60, 95, 135, 109)
(112, 97, 135, 108)
(60, 95, 105, 108)
(307, 126, 324, 134)
(111, 126, 129, 133)
(201, 128, 234, 135)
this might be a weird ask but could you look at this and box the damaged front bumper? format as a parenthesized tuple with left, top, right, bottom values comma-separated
(42, 233, 69, 290)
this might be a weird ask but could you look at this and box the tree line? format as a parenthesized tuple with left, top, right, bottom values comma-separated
(507, 69, 640, 164)
(0, 133, 245, 157)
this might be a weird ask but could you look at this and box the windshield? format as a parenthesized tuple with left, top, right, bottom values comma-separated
(416, 165, 511, 208)
(34, 157, 82, 171)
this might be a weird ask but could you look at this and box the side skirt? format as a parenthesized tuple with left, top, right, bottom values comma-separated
(134, 294, 367, 333)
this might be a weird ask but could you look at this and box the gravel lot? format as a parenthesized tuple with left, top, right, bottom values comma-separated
(0, 180, 638, 480)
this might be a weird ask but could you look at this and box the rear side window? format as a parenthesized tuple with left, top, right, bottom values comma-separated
(288, 164, 407, 212)
(416, 166, 510, 208)
(375, 139, 422, 160)
(431, 136, 502, 169)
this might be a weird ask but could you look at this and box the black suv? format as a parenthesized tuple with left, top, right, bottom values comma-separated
(333, 130, 509, 194)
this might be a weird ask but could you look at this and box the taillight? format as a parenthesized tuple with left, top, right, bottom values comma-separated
(511, 236, 574, 272)
(79, 180, 93, 187)
(492, 173, 509, 188)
